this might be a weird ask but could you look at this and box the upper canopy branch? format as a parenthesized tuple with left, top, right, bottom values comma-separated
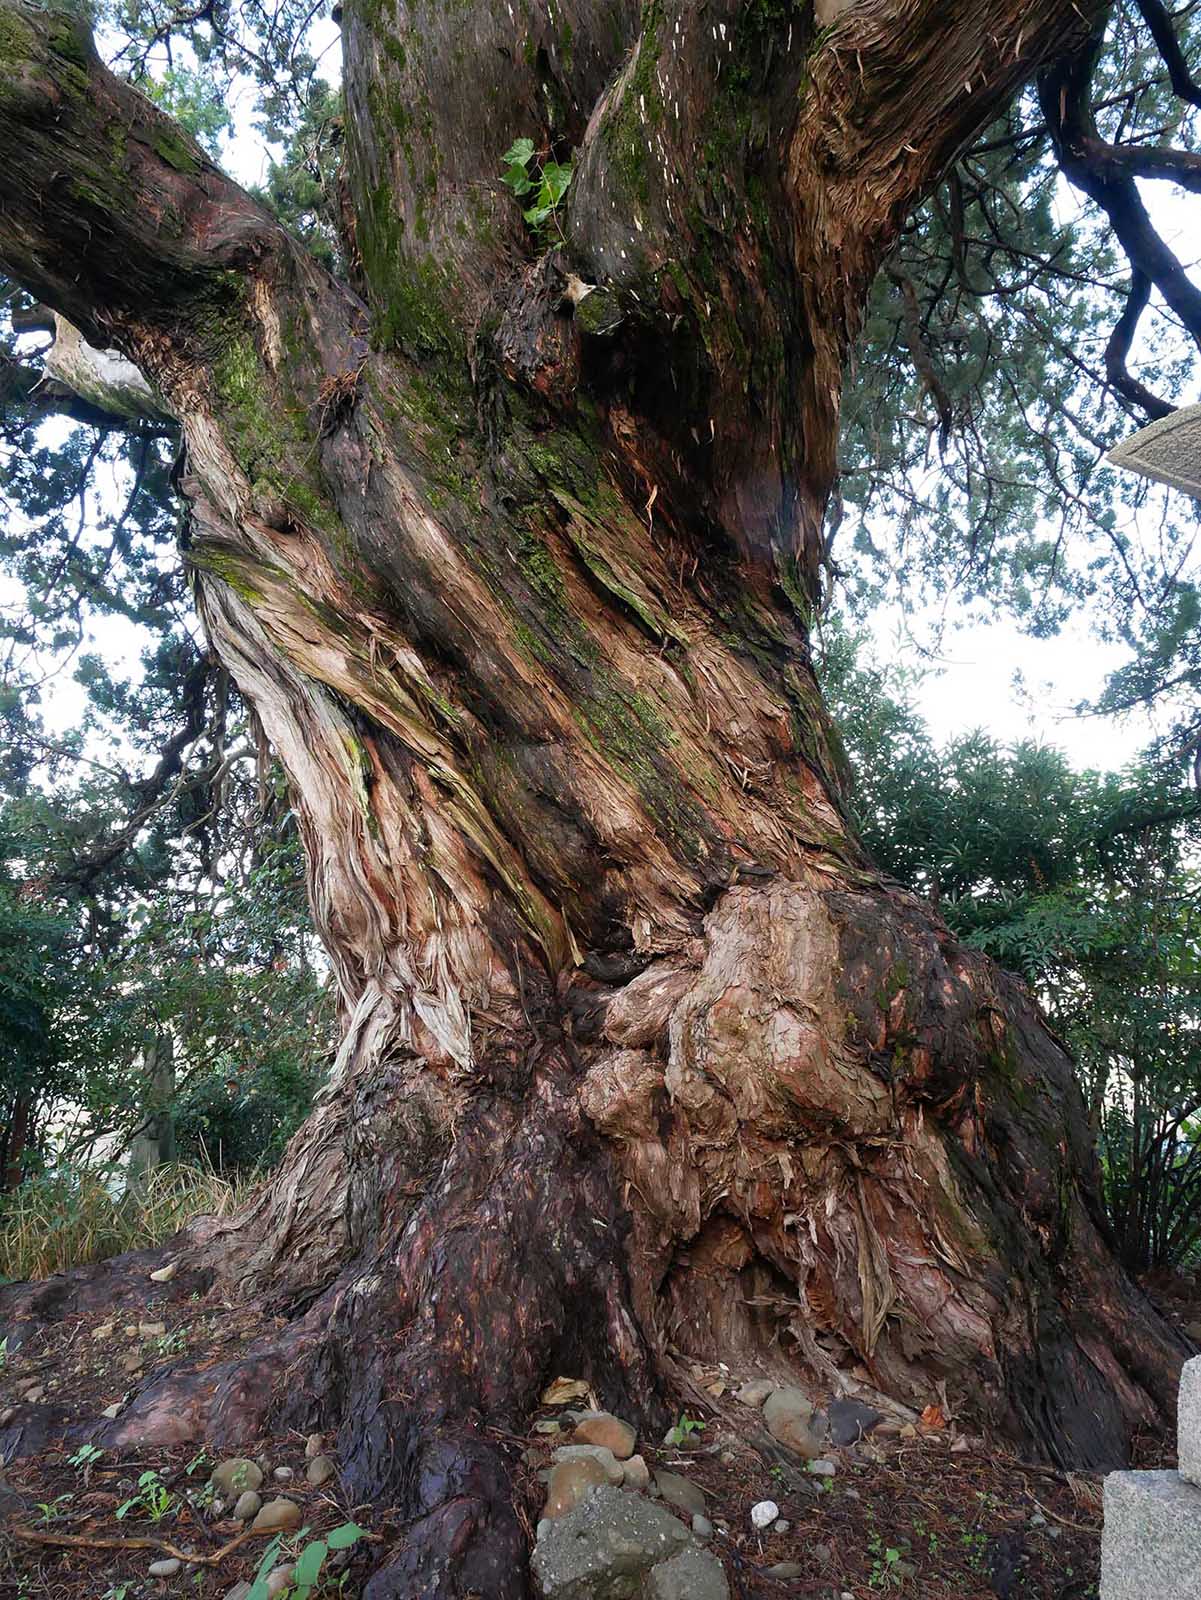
(1041, 23, 1201, 362)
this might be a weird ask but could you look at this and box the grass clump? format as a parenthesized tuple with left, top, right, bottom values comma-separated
(0, 1161, 253, 1281)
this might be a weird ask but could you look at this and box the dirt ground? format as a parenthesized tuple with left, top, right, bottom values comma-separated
(0, 1272, 1194, 1600)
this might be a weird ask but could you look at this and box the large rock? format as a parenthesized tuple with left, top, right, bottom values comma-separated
(574, 1414, 637, 1460)
(531, 1484, 691, 1598)
(1179, 1357, 1201, 1488)
(645, 1546, 729, 1600)
(1101, 1470, 1201, 1598)
(763, 1387, 824, 1457)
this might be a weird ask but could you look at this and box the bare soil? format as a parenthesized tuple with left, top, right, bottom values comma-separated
(0, 1273, 1193, 1599)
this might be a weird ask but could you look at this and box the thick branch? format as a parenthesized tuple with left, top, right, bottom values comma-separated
(0, 3, 275, 355)
(1040, 32, 1201, 356)
(1134, 0, 1201, 109)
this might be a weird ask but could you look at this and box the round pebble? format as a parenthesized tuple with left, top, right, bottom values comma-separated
(148, 1558, 182, 1578)
(273, 1466, 293, 1482)
(233, 1490, 262, 1521)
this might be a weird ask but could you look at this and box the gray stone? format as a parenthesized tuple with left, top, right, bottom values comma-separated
(645, 1546, 730, 1600)
(304, 1432, 324, 1459)
(273, 1466, 293, 1481)
(736, 1379, 776, 1408)
(552, 1445, 625, 1485)
(233, 1490, 262, 1521)
(531, 1485, 691, 1598)
(306, 1453, 335, 1486)
(1109, 406, 1201, 501)
(101, 1403, 122, 1419)
(223, 1586, 252, 1600)
(266, 1567, 295, 1598)
(621, 1454, 650, 1490)
(808, 1459, 837, 1477)
(765, 1563, 806, 1579)
(148, 1558, 182, 1577)
(1101, 1470, 1201, 1598)
(691, 1513, 712, 1538)
(1179, 1357, 1201, 1488)
(211, 1458, 263, 1495)
(827, 1398, 884, 1446)
(252, 1497, 303, 1534)
(763, 1388, 824, 1458)
(654, 1471, 705, 1519)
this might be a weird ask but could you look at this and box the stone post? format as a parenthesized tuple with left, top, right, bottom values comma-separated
(1100, 1355, 1201, 1598)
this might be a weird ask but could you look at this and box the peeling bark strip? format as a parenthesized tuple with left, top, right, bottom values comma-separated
(0, 1, 1187, 1592)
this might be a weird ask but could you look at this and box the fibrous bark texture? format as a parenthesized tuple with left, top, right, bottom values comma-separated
(0, 1, 1188, 1592)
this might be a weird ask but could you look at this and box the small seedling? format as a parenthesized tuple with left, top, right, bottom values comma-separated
(36, 1494, 73, 1523)
(184, 1447, 211, 1477)
(116, 1469, 174, 1522)
(868, 1533, 907, 1590)
(664, 1413, 706, 1448)
(68, 1443, 103, 1471)
(500, 137, 574, 237)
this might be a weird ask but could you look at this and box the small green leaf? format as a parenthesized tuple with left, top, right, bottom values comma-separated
(541, 161, 573, 205)
(502, 164, 534, 196)
(293, 1540, 328, 1585)
(523, 203, 553, 228)
(502, 136, 535, 168)
(327, 1521, 367, 1550)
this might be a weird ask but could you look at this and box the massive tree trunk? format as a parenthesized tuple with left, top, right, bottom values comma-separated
(0, 0, 1189, 1591)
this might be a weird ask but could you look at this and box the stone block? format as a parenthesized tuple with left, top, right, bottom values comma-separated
(1179, 1357, 1201, 1489)
(1108, 405, 1201, 501)
(1101, 1470, 1201, 1598)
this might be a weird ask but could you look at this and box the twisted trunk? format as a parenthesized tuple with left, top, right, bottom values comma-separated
(0, 1, 1188, 1591)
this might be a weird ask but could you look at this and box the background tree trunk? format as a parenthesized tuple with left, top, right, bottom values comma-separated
(125, 1033, 177, 1202)
(0, 1, 1189, 1591)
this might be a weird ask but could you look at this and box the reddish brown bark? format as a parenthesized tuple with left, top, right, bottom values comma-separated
(0, 2, 1189, 1593)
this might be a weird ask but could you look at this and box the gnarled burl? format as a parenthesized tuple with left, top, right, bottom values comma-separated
(0, 1, 1186, 1593)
